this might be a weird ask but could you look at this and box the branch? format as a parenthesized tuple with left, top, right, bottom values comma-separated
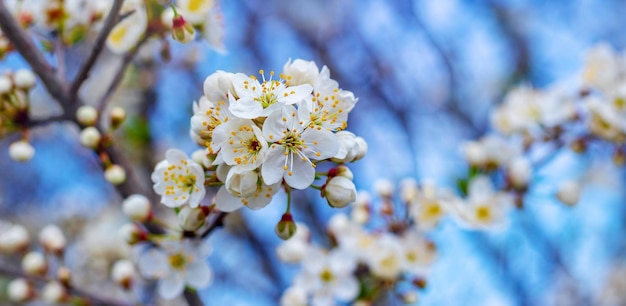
(0, 264, 133, 306)
(183, 289, 204, 306)
(0, 2, 72, 112)
(200, 212, 227, 239)
(97, 34, 150, 113)
(69, 0, 125, 99)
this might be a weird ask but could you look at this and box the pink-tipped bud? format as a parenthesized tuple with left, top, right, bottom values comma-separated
(172, 15, 195, 43)
(328, 165, 353, 180)
(118, 223, 147, 245)
(275, 213, 297, 240)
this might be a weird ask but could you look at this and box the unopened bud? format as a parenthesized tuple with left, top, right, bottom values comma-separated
(557, 180, 580, 206)
(508, 157, 531, 190)
(275, 213, 297, 240)
(171, 15, 195, 43)
(323, 176, 356, 208)
(401, 291, 418, 304)
(109, 106, 126, 129)
(39, 225, 66, 255)
(21, 251, 47, 276)
(122, 194, 152, 222)
(118, 223, 146, 245)
(7, 278, 35, 303)
(105, 164, 126, 185)
(13, 69, 36, 90)
(570, 138, 586, 153)
(41, 281, 68, 304)
(178, 206, 207, 231)
(0, 223, 30, 253)
(9, 140, 35, 162)
(56, 266, 71, 286)
(373, 179, 394, 198)
(400, 178, 419, 203)
(463, 141, 487, 166)
(191, 149, 213, 169)
(412, 277, 427, 289)
(328, 165, 353, 180)
(76, 105, 98, 126)
(111, 259, 135, 289)
(351, 206, 369, 224)
(79, 127, 102, 149)
(0, 75, 13, 94)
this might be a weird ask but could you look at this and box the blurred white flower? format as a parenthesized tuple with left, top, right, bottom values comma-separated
(451, 176, 513, 230)
(293, 247, 359, 306)
(138, 240, 212, 300)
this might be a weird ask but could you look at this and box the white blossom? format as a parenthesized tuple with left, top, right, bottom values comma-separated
(151, 149, 206, 208)
(229, 72, 312, 119)
(138, 240, 212, 300)
(262, 105, 339, 189)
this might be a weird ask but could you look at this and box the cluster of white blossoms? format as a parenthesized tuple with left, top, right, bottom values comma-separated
(458, 43, 626, 213)
(1, 0, 224, 55)
(4, 0, 112, 47)
(151, 58, 365, 216)
(278, 181, 447, 306)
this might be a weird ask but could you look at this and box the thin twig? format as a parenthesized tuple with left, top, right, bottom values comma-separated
(183, 289, 204, 306)
(200, 212, 227, 239)
(70, 0, 125, 99)
(0, 2, 71, 112)
(97, 34, 151, 113)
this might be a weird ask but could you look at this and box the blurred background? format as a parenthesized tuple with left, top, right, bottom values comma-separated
(2, 0, 626, 305)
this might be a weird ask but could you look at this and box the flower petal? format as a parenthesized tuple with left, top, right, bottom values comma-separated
(284, 155, 315, 190)
(184, 260, 213, 289)
(158, 272, 185, 300)
(261, 145, 285, 185)
(215, 186, 244, 212)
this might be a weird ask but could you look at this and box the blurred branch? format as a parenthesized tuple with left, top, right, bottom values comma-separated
(274, 5, 422, 177)
(242, 217, 282, 297)
(0, 263, 133, 306)
(70, 0, 125, 99)
(0, 2, 73, 117)
(464, 232, 530, 305)
(406, 3, 481, 135)
(200, 212, 227, 239)
(97, 34, 151, 113)
(486, 1, 532, 98)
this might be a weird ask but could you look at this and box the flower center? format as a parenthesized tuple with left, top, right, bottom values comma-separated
(258, 92, 277, 108)
(475, 205, 492, 222)
(281, 131, 304, 152)
(168, 253, 186, 270)
(319, 268, 334, 283)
